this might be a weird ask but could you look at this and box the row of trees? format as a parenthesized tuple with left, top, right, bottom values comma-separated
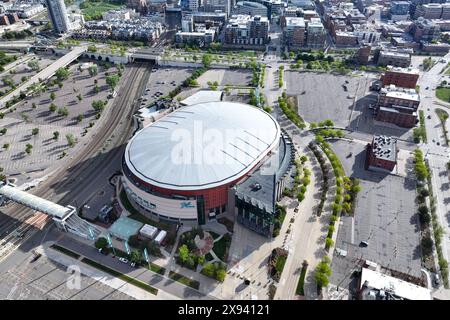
(278, 92, 306, 129)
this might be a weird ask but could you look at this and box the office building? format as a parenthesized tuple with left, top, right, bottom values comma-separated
(45, 0, 70, 33)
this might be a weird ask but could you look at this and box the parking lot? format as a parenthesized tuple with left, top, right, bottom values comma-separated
(0, 60, 116, 181)
(196, 69, 253, 88)
(285, 71, 375, 127)
(0, 255, 134, 300)
(138, 67, 192, 108)
(0, 54, 56, 96)
(328, 139, 421, 289)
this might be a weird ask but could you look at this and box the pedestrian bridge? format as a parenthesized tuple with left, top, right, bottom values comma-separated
(0, 183, 102, 240)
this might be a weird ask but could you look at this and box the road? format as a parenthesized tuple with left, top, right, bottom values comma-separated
(417, 52, 450, 288)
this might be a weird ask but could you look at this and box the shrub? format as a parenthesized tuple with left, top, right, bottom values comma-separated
(325, 237, 334, 250)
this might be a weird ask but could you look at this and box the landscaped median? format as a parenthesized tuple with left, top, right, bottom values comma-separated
(413, 110, 427, 143)
(168, 271, 200, 290)
(278, 92, 306, 129)
(81, 257, 159, 295)
(295, 260, 308, 296)
(50, 244, 80, 259)
(414, 149, 449, 288)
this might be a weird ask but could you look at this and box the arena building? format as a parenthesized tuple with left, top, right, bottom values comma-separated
(122, 101, 293, 237)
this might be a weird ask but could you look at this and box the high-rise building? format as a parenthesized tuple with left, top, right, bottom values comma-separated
(46, 0, 70, 33)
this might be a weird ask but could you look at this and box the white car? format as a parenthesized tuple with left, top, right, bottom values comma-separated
(118, 257, 128, 264)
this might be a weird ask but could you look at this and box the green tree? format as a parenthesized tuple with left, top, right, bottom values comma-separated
(53, 131, 59, 140)
(178, 244, 189, 264)
(25, 143, 33, 155)
(58, 107, 69, 117)
(27, 60, 40, 71)
(55, 67, 70, 81)
(49, 103, 57, 112)
(106, 74, 120, 91)
(130, 249, 142, 264)
(95, 237, 108, 250)
(315, 257, 332, 288)
(31, 128, 39, 135)
(50, 92, 56, 101)
(216, 268, 226, 282)
(202, 263, 215, 277)
(92, 100, 106, 113)
(88, 65, 98, 77)
(66, 133, 76, 147)
(202, 54, 212, 68)
(3, 143, 9, 150)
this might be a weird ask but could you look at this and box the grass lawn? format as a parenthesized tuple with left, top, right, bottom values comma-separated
(295, 264, 308, 296)
(168, 271, 200, 290)
(436, 87, 450, 102)
(50, 244, 80, 259)
(81, 258, 158, 295)
(212, 235, 231, 261)
(146, 262, 166, 275)
(81, 1, 124, 21)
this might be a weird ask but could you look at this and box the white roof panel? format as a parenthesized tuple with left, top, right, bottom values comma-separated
(124, 102, 280, 190)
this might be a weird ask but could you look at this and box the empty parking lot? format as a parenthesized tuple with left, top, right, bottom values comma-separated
(328, 139, 421, 288)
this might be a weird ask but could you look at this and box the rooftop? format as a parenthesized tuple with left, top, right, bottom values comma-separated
(180, 90, 223, 106)
(125, 101, 281, 191)
(381, 85, 420, 101)
(285, 17, 305, 28)
(372, 135, 397, 162)
(386, 66, 420, 75)
(108, 217, 144, 240)
(360, 268, 432, 300)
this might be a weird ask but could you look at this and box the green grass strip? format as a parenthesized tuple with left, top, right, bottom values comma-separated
(50, 244, 80, 259)
(168, 271, 200, 290)
(81, 257, 158, 295)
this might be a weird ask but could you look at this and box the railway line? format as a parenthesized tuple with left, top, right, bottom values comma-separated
(0, 62, 151, 243)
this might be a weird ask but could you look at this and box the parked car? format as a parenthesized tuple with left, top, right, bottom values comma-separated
(118, 257, 128, 264)
(360, 241, 369, 247)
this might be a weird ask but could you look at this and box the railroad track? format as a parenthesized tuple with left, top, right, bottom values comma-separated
(0, 62, 151, 239)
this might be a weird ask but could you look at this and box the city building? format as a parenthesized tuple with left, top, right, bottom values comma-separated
(45, 0, 70, 33)
(283, 17, 306, 48)
(233, 1, 268, 17)
(7, 2, 45, 19)
(381, 66, 420, 89)
(356, 45, 371, 64)
(224, 14, 269, 47)
(165, 7, 182, 30)
(414, 3, 443, 19)
(127, 0, 148, 14)
(376, 85, 420, 127)
(335, 31, 358, 46)
(390, 1, 410, 16)
(377, 50, 411, 68)
(306, 18, 326, 48)
(0, 14, 9, 25)
(366, 135, 398, 172)
(411, 18, 440, 42)
(175, 29, 216, 45)
(121, 101, 292, 236)
(102, 8, 138, 21)
(357, 268, 432, 300)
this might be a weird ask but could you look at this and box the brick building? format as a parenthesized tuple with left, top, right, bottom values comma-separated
(380, 66, 420, 89)
(366, 135, 398, 172)
(376, 85, 420, 128)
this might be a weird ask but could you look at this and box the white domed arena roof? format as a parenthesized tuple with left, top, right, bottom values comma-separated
(124, 101, 281, 191)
